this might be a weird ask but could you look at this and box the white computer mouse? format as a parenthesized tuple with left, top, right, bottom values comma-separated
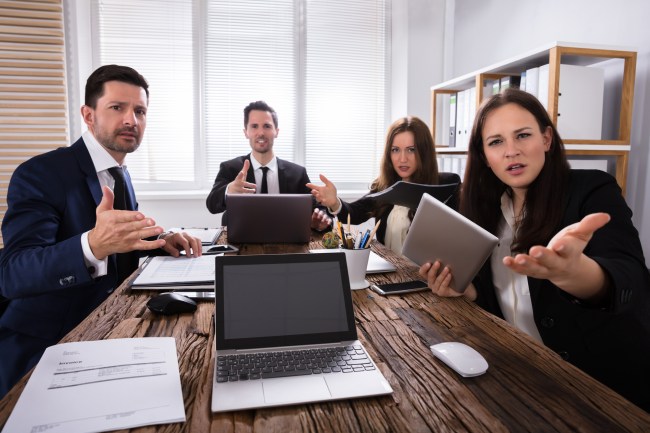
(430, 342, 488, 377)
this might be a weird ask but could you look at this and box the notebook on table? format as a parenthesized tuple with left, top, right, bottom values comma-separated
(226, 194, 312, 243)
(211, 252, 393, 412)
(402, 193, 499, 293)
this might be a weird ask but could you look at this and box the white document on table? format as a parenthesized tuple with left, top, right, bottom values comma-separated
(1, 337, 185, 433)
(132, 254, 216, 287)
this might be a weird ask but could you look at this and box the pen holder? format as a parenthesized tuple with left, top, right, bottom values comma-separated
(341, 247, 371, 290)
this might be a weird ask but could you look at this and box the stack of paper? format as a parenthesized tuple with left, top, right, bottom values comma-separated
(1, 337, 185, 433)
(131, 255, 217, 290)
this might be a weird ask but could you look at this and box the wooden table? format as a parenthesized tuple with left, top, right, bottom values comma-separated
(1, 234, 649, 432)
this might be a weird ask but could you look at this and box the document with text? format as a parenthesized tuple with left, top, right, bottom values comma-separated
(131, 255, 217, 289)
(1, 337, 185, 433)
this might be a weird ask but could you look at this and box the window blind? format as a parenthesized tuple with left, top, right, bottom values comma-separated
(91, 0, 195, 189)
(304, 0, 386, 188)
(0, 0, 68, 247)
(203, 0, 297, 184)
(90, 0, 387, 192)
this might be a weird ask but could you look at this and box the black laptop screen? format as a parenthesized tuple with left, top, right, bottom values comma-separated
(215, 253, 357, 350)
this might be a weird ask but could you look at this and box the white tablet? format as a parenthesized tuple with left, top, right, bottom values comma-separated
(402, 194, 498, 293)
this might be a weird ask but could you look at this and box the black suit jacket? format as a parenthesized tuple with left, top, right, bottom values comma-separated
(337, 172, 461, 244)
(206, 154, 316, 224)
(473, 169, 650, 411)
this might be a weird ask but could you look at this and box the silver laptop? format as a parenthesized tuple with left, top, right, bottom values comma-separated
(226, 194, 312, 243)
(211, 253, 393, 412)
(402, 193, 499, 293)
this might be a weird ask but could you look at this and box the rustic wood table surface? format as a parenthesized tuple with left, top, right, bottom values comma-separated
(1, 232, 649, 432)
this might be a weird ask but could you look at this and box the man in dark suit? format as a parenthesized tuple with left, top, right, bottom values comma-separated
(0, 65, 202, 398)
(206, 101, 331, 229)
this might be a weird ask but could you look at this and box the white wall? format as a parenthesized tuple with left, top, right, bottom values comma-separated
(446, 0, 650, 265)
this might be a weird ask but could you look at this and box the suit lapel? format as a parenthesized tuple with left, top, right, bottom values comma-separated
(122, 168, 137, 211)
(276, 158, 287, 193)
(70, 138, 103, 206)
(245, 155, 256, 185)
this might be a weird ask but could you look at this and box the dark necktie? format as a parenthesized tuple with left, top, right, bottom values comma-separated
(107, 166, 138, 284)
(108, 167, 127, 210)
(260, 166, 269, 194)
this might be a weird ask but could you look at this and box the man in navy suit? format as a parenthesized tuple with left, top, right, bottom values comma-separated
(0, 65, 202, 397)
(206, 101, 331, 229)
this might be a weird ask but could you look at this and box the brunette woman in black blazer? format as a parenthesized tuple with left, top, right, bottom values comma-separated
(308, 116, 460, 254)
(420, 88, 650, 412)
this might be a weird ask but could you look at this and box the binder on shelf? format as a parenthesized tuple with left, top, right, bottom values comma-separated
(537, 64, 550, 110)
(483, 78, 499, 101)
(448, 93, 457, 147)
(525, 66, 539, 97)
(556, 64, 604, 139)
(535, 64, 604, 139)
(365, 181, 460, 210)
(457, 88, 472, 150)
(456, 89, 466, 149)
(468, 87, 477, 146)
(437, 93, 451, 146)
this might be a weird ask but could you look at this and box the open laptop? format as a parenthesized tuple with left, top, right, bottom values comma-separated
(211, 253, 393, 412)
(226, 194, 312, 243)
(402, 193, 499, 293)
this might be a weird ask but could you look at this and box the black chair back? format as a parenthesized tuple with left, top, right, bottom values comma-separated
(438, 171, 461, 211)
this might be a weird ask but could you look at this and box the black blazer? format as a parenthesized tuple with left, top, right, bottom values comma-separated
(473, 169, 650, 411)
(206, 154, 316, 224)
(337, 172, 461, 244)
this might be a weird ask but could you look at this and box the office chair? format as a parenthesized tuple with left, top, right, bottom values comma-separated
(438, 171, 461, 212)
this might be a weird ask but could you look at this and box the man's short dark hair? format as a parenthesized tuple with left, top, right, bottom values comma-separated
(244, 101, 278, 128)
(84, 64, 149, 108)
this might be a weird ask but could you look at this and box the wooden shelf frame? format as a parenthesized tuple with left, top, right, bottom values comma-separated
(430, 42, 637, 195)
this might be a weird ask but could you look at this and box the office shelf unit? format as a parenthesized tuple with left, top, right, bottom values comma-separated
(431, 42, 636, 194)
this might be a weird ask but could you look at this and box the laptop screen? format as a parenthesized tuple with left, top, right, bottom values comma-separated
(215, 253, 357, 350)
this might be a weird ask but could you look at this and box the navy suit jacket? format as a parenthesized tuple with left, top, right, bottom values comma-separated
(0, 138, 137, 394)
(206, 154, 316, 223)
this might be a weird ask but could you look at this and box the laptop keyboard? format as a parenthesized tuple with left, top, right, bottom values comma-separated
(216, 345, 375, 383)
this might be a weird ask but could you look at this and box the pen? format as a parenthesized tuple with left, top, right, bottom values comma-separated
(359, 229, 370, 248)
(366, 220, 381, 248)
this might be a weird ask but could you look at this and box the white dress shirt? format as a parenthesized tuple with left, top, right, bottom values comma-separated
(384, 205, 411, 255)
(250, 155, 279, 194)
(491, 193, 544, 343)
(80, 130, 128, 278)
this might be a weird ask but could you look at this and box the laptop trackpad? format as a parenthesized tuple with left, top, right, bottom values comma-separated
(263, 376, 331, 404)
